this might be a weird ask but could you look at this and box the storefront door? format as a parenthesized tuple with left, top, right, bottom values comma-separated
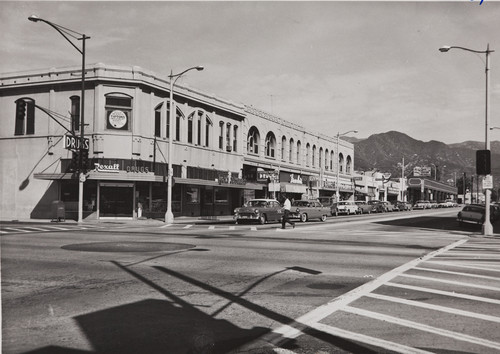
(99, 183, 134, 218)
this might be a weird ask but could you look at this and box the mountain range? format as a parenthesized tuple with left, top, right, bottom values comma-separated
(350, 131, 500, 186)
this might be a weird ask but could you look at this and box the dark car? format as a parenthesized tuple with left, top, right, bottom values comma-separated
(355, 201, 373, 214)
(395, 201, 412, 211)
(318, 196, 338, 216)
(234, 199, 283, 224)
(368, 200, 385, 213)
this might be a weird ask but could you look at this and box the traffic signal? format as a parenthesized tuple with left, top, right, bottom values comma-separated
(71, 151, 80, 172)
(81, 149, 89, 171)
(476, 150, 491, 175)
(16, 100, 26, 120)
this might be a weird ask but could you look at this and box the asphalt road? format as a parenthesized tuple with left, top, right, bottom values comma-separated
(1, 209, 500, 354)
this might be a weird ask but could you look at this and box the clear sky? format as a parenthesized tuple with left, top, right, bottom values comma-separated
(2, 1, 499, 144)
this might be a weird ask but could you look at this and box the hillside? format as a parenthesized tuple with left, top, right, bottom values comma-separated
(353, 131, 500, 186)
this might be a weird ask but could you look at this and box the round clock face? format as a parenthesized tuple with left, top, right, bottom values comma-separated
(108, 110, 127, 129)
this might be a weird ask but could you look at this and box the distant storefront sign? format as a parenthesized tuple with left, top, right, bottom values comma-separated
(413, 166, 431, 177)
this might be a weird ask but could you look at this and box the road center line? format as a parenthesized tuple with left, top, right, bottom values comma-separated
(366, 293, 500, 323)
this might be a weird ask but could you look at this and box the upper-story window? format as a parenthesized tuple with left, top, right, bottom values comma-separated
(312, 145, 317, 168)
(233, 125, 238, 152)
(281, 136, 287, 161)
(289, 138, 294, 163)
(346, 156, 352, 174)
(205, 115, 212, 148)
(306, 143, 310, 166)
(265, 132, 276, 158)
(70, 96, 80, 132)
(154, 103, 162, 137)
(106, 94, 132, 131)
(297, 140, 301, 165)
(197, 111, 203, 145)
(219, 121, 224, 149)
(14, 98, 35, 136)
(330, 151, 334, 170)
(175, 108, 183, 141)
(339, 153, 344, 173)
(187, 113, 194, 144)
(226, 122, 232, 150)
(247, 126, 260, 155)
(319, 147, 323, 168)
(325, 149, 329, 170)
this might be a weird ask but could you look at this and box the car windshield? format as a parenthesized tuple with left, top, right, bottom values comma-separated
(292, 201, 310, 207)
(247, 200, 267, 207)
(338, 202, 350, 205)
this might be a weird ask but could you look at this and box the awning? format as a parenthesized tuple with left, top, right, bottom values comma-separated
(280, 183, 307, 194)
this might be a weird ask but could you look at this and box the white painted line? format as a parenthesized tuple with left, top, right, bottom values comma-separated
(425, 260, 500, 273)
(208, 226, 215, 230)
(250, 227, 257, 231)
(24, 227, 50, 231)
(229, 226, 235, 230)
(414, 266, 500, 281)
(43, 226, 70, 230)
(0, 230, 8, 233)
(2, 228, 30, 232)
(366, 293, 500, 323)
(398, 273, 500, 292)
(182, 225, 193, 229)
(344, 306, 500, 350)
(270, 239, 468, 341)
(311, 322, 433, 354)
(386, 282, 500, 305)
(159, 224, 172, 228)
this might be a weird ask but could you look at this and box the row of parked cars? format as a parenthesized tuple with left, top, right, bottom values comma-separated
(233, 198, 437, 225)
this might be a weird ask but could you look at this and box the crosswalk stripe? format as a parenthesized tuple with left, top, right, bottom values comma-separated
(366, 292, 500, 323)
(344, 305, 500, 350)
(2, 228, 30, 232)
(413, 266, 500, 281)
(386, 282, 500, 305)
(399, 273, 500, 292)
(208, 226, 215, 230)
(23, 227, 49, 231)
(229, 226, 235, 230)
(183, 225, 193, 229)
(425, 260, 500, 273)
(43, 226, 70, 230)
(251, 227, 257, 231)
(159, 224, 172, 228)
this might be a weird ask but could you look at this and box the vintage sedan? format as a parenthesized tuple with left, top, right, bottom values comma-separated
(336, 201, 360, 215)
(457, 204, 496, 226)
(289, 200, 330, 222)
(367, 200, 386, 213)
(355, 201, 373, 214)
(234, 199, 282, 224)
(395, 201, 413, 211)
(413, 200, 431, 210)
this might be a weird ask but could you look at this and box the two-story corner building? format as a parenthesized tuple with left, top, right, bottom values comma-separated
(0, 64, 356, 221)
(242, 107, 355, 202)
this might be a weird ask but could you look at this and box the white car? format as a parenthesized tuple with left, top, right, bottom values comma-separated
(336, 201, 360, 215)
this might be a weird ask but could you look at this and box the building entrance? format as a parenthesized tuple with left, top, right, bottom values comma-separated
(99, 183, 134, 218)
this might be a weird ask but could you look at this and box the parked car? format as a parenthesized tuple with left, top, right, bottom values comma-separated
(234, 199, 283, 224)
(336, 201, 360, 215)
(457, 204, 496, 226)
(429, 201, 439, 209)
(355, 201, 373, 214)
(289, 200, 330, 222)
(413, 200, 431, 210)
(395, 201, 412, 211)
(367, 200, 386, 213)
(317, 196, 338, 216)
(382, 201, 398, 212)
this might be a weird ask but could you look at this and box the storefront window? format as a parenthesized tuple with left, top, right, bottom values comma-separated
(186, 187, 200, 203)
(215, 188, 228, 203)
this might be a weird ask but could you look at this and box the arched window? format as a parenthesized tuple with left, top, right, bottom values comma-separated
(325, 149, 329, 170)
(197, 111, 203, 145)
(226, 122, 232, 150)
(289, 138, 294, 163)
(265, 132, 276, 158)
(319, 147, 323, 168)
(174, 106, 183, 141)
(346, 156, 352, 174)
(306, 143, 311, 166)
(339, 153, 344, 173)
(187, 113, 194, 144)
(219, 121, 225, 149)
(154, 103, 162, 137)
(247, 126, 260, 154)
(281, 136, 287, 161)
(312, 145, 317, 167)
(330, 151, 334, 170)
(297, 140, 301, 165)
(233, 125, 238, 152)
(205, 115, 212, 147)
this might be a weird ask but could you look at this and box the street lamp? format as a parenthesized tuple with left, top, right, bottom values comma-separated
(165, 66, 204, 223)
(336, 130, 358, 202)
(440, 44, 494, 236)
(29, 15, 90, 223)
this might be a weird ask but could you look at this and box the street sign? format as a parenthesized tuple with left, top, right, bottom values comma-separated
(483, 175, 493, 189)
(64, 134, 90, 151)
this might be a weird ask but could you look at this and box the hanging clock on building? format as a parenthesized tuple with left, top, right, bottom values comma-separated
(107, 110, 128, 130)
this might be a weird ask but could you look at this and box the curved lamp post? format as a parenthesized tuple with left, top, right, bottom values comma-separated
(336, 130, 358, 201)
(165, 66, 204, 223)
(29, 15, 90, 223)
(439, 44, 494, 236)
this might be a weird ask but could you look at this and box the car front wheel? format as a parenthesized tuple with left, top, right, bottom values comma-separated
(259, 214, 267, 225)
(320, 214, 327, 222)
(300, 213, 308, 222)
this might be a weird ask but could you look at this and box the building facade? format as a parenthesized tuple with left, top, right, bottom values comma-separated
(0, 64, 356, 220)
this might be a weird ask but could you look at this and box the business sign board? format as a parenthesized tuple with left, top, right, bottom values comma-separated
(483, 175, 493, 189)
(413, 166, 431, 177)
(64, 134, 90, 151)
